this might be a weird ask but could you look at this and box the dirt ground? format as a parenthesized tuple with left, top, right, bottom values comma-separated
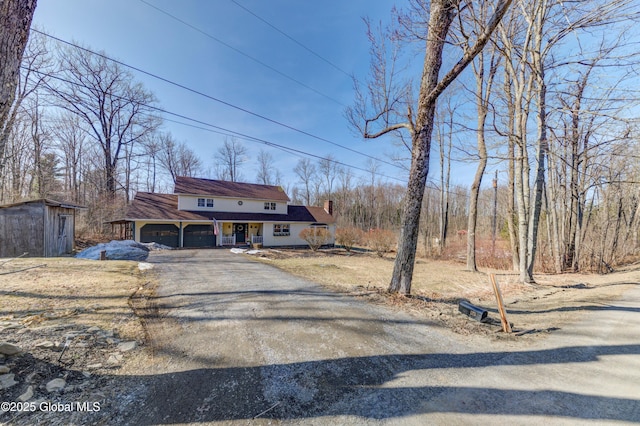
(1, 248, 639, 424)
(0, 257, 154, 425)
(252, 248, 640, 338)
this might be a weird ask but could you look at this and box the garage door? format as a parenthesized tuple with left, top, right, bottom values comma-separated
(140, 224, 179, 248)
(183, 224, 216, 248)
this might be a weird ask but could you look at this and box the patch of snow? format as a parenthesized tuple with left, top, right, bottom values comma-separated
(138, 262, 154, 270)
(246, 250, 263, 255)
(230, 248, 247, 254)
(76, 240, 150, 261)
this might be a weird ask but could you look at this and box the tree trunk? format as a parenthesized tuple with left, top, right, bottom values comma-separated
(0, 0, 37, 174)
(502, 69, 519, 271)
(466, 106, 488, 272)
(526, 69, 548, 280)
(389, 0, 458, 294)
(466, 42, 495, 272)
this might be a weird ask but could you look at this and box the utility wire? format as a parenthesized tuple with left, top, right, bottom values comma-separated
(230, 0, 352, 77)
(27, 66, 406, 184)
(138, 0, 346, 106)
(33, 29, 403, 172)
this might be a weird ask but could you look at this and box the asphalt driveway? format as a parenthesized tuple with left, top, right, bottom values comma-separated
(125, 249, 640, 425)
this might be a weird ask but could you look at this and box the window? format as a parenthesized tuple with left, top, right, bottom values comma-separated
(273, 224, 290, 236)
(264, 202, 270, 210)
(264, 202, 277, 210)
(270, 202, 276, 210)
(198, 198, 213, 208)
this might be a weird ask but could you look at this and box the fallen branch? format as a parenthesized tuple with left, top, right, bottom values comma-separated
(0, 264, 46, 275)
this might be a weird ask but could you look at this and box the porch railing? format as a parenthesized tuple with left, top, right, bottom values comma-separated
(251, 235, 263, 245)
(221, 235, 236, 245)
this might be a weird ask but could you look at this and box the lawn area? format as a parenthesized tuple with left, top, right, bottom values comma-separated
(0, 257, 149, 341)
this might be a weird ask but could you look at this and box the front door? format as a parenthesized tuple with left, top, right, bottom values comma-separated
(233, 223, 247, 243)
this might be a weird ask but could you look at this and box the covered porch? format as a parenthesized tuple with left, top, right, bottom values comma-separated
(219, 222, 263, 246)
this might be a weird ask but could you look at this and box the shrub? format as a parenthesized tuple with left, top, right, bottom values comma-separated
(335, 227, 363, 252)
(365, 228, 397, 257)
(299, 227, 331, 251)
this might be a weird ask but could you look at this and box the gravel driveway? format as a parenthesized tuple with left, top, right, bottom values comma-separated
(123, 249, 640, 425)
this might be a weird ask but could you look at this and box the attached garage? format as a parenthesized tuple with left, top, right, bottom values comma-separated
(140, 224, 179, 248)
(183, 224, 216, 248)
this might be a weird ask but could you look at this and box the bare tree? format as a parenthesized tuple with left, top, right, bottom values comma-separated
(348, 0, 513, 294)
(53, 112, 85, 202)
(0, 4, 40, 176)
(434, 91, 458, 253)
(214, 137, 246, 182)
(318, 154, 339, 198)
(462, 2, 501, 272)
(45, 44, 159, 198)
(256, 149, 275, 185)
(294, 158, 316, 205)
(158, 133, 202, 184)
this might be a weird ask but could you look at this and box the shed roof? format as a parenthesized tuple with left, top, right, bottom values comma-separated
(174, 177, 290, 202)
(114, 192, 334, 223)
(0, 198, 86, 210)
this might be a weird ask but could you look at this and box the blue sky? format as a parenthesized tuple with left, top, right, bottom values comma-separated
(33, 0, 432, 191)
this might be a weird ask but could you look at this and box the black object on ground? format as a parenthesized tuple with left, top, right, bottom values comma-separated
(458, 300, 488, 322)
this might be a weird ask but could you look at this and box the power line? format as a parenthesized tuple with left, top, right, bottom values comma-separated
(230, 0, 352, 77)
(33, 29, 404, 172)
(27, 66, 406, 184)
(138, 0, 346, 106)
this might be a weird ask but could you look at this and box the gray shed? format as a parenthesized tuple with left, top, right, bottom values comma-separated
(0, 199, 85, 258)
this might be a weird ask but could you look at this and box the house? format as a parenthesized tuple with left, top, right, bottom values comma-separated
(110, 177, 336, 248)
(0, 199, 85, 257)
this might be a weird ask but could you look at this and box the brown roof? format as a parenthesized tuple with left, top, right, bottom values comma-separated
(117, 192, 335, 224)
(174, 177, 290, 202)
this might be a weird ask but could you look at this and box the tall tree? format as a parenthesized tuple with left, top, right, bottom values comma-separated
(463, 2, 500, 272)
(0, 0, 38, 175)
(294, 158, 317, 206)
(53, 112, 85, 202)
(158, 133, 201, 184)
(349, 0, 512, 294)
(214, 137, 246, 182)
(46, 44, 158, 197)
(318, 154, 339, 198)
(256, 149, 275, 185)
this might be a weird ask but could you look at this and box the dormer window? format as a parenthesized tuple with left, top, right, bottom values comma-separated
(206, 198, 214, 207)
(198, 198, 205, 207)
(263, 202, 276, 210)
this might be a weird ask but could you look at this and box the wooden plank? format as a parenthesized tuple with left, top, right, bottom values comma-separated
(490, 273, 512, 333)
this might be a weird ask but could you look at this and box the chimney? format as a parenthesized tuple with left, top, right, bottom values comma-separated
(324, 200, 334, 216)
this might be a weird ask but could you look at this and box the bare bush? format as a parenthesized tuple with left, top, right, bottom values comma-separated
(335, 227, 363, 252)
(299, 227, 331, 251)
(365, 229, 396, 257)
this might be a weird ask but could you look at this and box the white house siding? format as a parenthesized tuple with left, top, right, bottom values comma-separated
(262, 223, 336, 247)
(177, 195, 286, 214)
